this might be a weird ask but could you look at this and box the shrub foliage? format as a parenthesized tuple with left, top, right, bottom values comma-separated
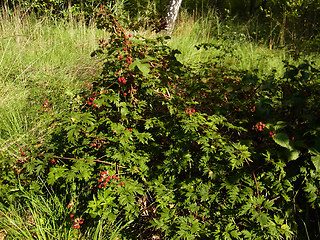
(2, 7, 320, 240)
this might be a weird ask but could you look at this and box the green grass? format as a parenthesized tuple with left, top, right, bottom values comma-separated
(0, 181, 127, 239)
(0, 8, 105, 154)
(169, 10, 320, 80)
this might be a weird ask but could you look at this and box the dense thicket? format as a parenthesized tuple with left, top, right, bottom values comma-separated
(1, 1, 320, 239)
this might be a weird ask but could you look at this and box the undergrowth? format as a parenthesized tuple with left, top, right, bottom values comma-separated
(1, 5, 320, 240)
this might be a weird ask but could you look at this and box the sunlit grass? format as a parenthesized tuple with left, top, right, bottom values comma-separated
(0, 7, 104, 153)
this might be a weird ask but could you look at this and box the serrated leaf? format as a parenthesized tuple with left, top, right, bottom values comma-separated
(47, 166, 68, 185)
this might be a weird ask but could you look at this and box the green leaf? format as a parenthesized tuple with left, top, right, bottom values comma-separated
(47, 166, 68, 185)
(129, 59, 150, 76)
(288, 150, 300, 161)
(309, 139, 320, 155)
(273, 133, 292, 149)
(311, 156, 320, 172)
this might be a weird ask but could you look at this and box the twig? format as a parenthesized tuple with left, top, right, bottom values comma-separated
(53, 155, 127, 168)
(244, 157, 260, 198)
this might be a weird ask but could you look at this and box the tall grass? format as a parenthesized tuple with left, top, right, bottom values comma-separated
(169, 9, 320, 80)
(0, 182, 133, 239)
(0, 190, 73, 239)
(0, 6, 104, 154)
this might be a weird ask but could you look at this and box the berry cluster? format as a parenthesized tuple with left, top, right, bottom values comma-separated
(118, 76, 127, 84)
(185, 108, 196, 116)
(173, 85, 184, 96)
(90, 139, 105, 149)
(70, 214, 84, 229)
(126, 57, 132, 65)
(98, 170, 123, 188)
(87, 92, 99, 107)
(252, 122, 266, 132)
(269, 131, 275, 138)
(14, 149, 31, 174)
(41, 100, 51, 114)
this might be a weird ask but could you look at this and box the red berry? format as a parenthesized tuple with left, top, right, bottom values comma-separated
(51, 159, 55, 164)
(67, 203, 73, 208)
(191, 109, 196, 113)
(129, 41, 133, 44)
(128, 34, 132, 38)
(120, 181, 124, 185)
(70, 214, 75, 218)
(73, 224, 80, 229)
(119, 56, 123, 60)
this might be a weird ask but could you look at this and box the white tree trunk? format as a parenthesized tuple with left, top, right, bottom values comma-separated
(165, 0, 182, 34)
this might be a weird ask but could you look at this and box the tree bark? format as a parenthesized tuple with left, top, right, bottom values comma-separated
(165, 0, 182, 34)
(68, 0, 73, 23)
(280, 9, 286, 47)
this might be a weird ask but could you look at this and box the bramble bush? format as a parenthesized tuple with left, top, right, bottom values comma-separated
(2, 6, 320, 240)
